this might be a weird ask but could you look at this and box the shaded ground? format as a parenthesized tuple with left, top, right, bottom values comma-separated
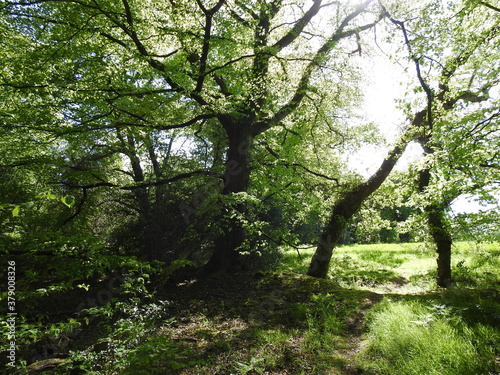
(6, 270, 382, 374)
(153, 271, 383, 375)
(7, 242, 500, 374)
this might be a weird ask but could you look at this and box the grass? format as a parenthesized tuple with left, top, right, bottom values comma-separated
(285, 241, 500, 293)
(5, 241, 500, 374)
(278, 241, 500, 375)
(360, 298, 500, 375)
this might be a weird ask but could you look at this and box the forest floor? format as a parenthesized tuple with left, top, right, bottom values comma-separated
(4, 242, 500, 374)
(149, 241, 500, 375)
(157, 271, 383, 375)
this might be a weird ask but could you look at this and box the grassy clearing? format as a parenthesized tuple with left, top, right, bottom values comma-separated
(279, 241, 500, 375)
(154, 241, 499, 375)
(284, 241, 500, 293)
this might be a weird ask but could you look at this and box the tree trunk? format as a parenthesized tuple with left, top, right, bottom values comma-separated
(418, 168, 453, 287)
(308, 197, 364, 278)
(427, 207, 452, 287)
(202, 120, 254, 277)
(118, 130, 170, 262)
(146, 139, 170, 262)
(308, 136, 410, 278)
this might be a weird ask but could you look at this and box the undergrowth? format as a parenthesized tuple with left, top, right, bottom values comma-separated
(2, 241, 499, 374)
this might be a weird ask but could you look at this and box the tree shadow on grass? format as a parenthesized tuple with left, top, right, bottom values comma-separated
(344, 269, 407, 287)
(155, 271, 384, 375)
(156, 270, 500, 374)
(10, 267, 497, 375)
(379, 286, 500, 328)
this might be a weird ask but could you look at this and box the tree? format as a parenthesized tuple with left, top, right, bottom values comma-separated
(398, 0, 500, 287)
(308, 0, 500, 282)
(307, 115, 417, 278)
(0, 0, 385, 275)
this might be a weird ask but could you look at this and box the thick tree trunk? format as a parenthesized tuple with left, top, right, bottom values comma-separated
(308, 137, 410, 278)
(202, 121, 254, 277)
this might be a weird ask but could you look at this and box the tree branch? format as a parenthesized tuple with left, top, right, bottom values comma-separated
(194, 0, 226, 93)
(258, 141, 340, 183)
(272, 0, 323, 52)
(480, 1, 500, 12)
(62, 170, 219, 191)
(383, 11, 434, 129)
(256, 1, 380, 134)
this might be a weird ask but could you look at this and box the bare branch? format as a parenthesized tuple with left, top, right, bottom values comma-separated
(256, 1, 381, 134)
(480, 1, 500, 12)
(194, 0, 226, 93)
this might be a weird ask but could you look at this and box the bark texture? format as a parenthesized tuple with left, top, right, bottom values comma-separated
(418, 166, 453, 288)
(201, 120, 254, 277)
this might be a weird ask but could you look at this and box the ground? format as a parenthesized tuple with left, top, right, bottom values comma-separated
(5, 242, 500, 374)
(157, 272, 382, 374)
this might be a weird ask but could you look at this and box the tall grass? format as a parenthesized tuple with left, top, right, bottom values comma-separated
(360, 299, 500, 375)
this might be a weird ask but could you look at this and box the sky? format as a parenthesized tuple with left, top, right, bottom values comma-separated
(347, 48, 424, 177)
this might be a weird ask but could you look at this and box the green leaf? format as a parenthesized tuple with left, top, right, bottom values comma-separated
(77, 284, 90, 291)
(12, 205, 20, 217)
(37, 192, 57, 199)
(61, 196, 75, 208)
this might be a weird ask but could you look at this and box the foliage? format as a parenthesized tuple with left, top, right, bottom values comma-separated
(0, 2, 499, 375)
(0, 0, 497, 280)
(122, 336, 203, 374)
(390, 0, 500, 240)
(48, 273, 172, 375)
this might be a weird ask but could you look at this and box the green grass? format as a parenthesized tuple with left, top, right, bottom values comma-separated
(332, 243, 437, 293)
(359, 298, 500, 375)
(230, 279, 369, 374)
(278, 241, 500, 375)
(283, 241, 500, 292)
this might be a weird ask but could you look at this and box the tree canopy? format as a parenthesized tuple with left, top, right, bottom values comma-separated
(2, 1, 500, 374)
(1, 0, 499, 280)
